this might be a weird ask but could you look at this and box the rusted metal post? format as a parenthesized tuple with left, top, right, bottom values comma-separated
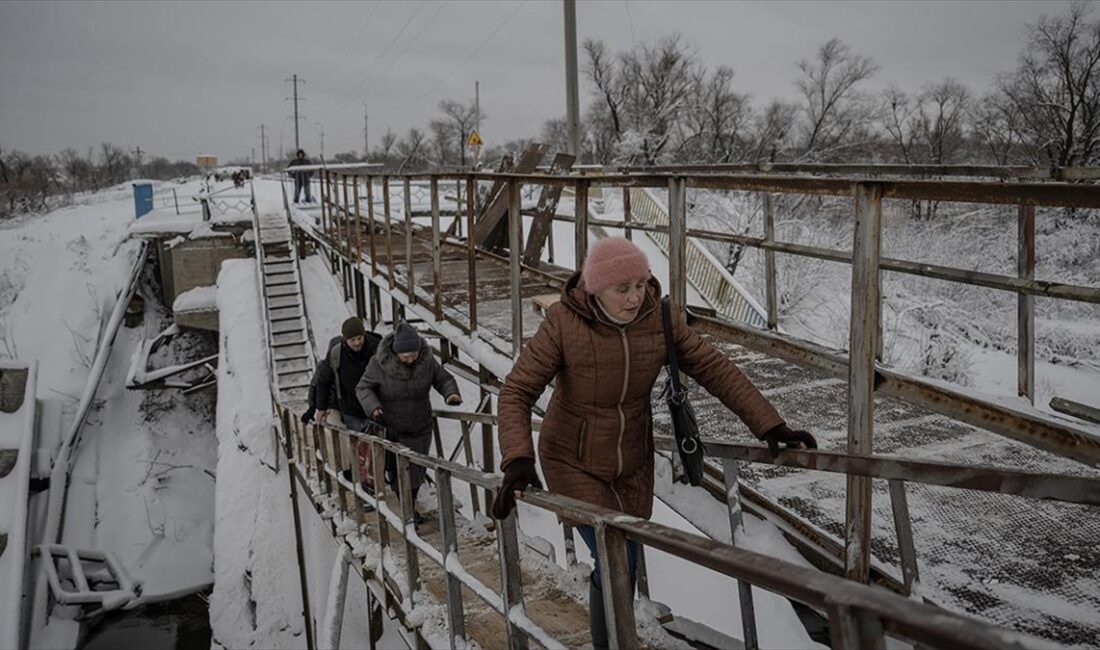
(367, 176, 378, 277)
(404, 177, 415, 302)
(460, 419, 481, 516)
(623, 186, 633, 241)
(888, 479, 920, 597)
(383, 176, 395, 289)
(508, 181, 524, 357)
(668, 177, 688, 313)
(396, 455, 421, 598)
(320, 169, 329, 236)
(431, 177, 443, 320)
(574, 178, 589, 266)
(1018, 204, 1035, 403)
(826, 600, 886, 650)
(466, 177, 478, 334)
(496, 509, 529, 650)
(763, 192, 778, 330)
(370, 439, 390, 594)
(479, 367, 495, 513)
(341, 173, 349, 255)
(595, 524, 638, 649)
(723, 458, 759, 649)
(279, 409, 317, 650)
(435, 468, 467, 645)
(845, 182, 882, 584)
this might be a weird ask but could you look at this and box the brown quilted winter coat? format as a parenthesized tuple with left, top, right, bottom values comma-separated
(497, 272, 784, 519)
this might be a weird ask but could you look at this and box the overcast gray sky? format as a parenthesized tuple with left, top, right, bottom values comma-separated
(0, 0, 1074, 163)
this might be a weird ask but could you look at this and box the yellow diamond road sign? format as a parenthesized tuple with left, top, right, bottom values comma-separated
(467, 130, 482, 147)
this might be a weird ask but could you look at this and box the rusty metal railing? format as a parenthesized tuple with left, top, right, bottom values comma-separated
(289, 163, 1100, 635)
(272, 400, 1067, 650)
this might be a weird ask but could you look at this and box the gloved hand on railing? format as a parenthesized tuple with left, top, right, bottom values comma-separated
(301, 407, 316, 424)
(491, 458, 541, 520)
(761, 424, 817, 459)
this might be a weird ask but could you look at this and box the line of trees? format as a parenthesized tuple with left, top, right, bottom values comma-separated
(567, 3, 1100, 168)
(357, 3, 1099, 173)
(0, 142, 200, 218)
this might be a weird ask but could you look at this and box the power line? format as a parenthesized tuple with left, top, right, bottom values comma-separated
(398, 1, 528, 115)
(339, 1, 427, 106)
(383, 0, 449, 78)
(331, 2, 385, 74)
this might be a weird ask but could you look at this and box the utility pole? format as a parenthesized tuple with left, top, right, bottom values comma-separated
(259, 124, 269, 174)
(563, 0, 581, 160)
(131, 146, 144, 166)
(363, 102, 369, 159)
(315, 122, 325, 161)
(286, 74, 305, 151)
(474, 81, 481, 167)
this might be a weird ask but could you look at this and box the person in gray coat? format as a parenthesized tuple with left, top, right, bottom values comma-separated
(356, 322, 462, 518)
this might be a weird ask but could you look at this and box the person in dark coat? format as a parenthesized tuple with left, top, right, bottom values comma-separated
(356, 322, 462, 518)
(314, 317, 381, 431)
(493, 237, 816, 649)
(287, 149, 314, 203)
(312, 317, 382, 492)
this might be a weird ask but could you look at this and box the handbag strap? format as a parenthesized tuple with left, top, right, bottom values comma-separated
(661, 297, 687, 404)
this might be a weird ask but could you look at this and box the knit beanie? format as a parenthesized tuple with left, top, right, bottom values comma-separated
(581, 237, 651, 294)
(341, 317, 366, 340)
(392, 321, 421, 354)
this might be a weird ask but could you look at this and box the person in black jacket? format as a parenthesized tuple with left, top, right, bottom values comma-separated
(314, 317, 381, 431)
(287, 149, 314, 203)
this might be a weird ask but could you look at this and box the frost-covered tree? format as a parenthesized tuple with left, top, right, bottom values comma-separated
(997, 2, 1100, 166)
(794, 38, 879, 160)
(916, 78, 972, 165)
(437, 99, 484, 165)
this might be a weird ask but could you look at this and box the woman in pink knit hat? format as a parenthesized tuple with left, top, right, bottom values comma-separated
(494, 236, 814, 648)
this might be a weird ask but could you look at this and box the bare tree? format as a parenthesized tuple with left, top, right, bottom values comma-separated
(584, 39, 626, 144)
(378, 129, 398, 161)
(677, 66, 753, 162)
(395, 128, 428, 172)
(748, 100, 798, 162)
(880, 85, 919, 163)
(795, 38, 879, 160)
(916, 77, 972, 164)
(438, 99, 483, 165)
(997, 2, 1100, 166)
(970, 92, 1027, 165)
(98, 142, 128, 186)
(429, 119, 456, 166)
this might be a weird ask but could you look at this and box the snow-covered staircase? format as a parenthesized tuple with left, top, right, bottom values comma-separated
(253, 185, 315, 408)
(627, 187, 768, 328)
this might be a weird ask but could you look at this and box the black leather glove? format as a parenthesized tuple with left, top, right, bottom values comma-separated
(491, 458, 542, 520)
(301, 407, 316, 424)
(761, 424, 817, 459)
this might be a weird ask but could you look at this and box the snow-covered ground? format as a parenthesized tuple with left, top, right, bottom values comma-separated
(0, 180, 224, 648)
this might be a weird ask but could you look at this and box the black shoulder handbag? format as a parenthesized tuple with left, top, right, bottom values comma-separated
(660, 297, 705, 486)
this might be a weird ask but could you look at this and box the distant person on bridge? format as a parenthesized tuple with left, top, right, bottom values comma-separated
(493, 237, 815, 649)
(287, 149, 314, 204)
(356, 321, 463, 524)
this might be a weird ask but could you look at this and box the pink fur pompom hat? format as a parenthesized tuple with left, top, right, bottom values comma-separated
(581, 237, 651, 293)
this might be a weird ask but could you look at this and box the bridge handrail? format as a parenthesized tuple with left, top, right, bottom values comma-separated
(273, 400, 1063, 650)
